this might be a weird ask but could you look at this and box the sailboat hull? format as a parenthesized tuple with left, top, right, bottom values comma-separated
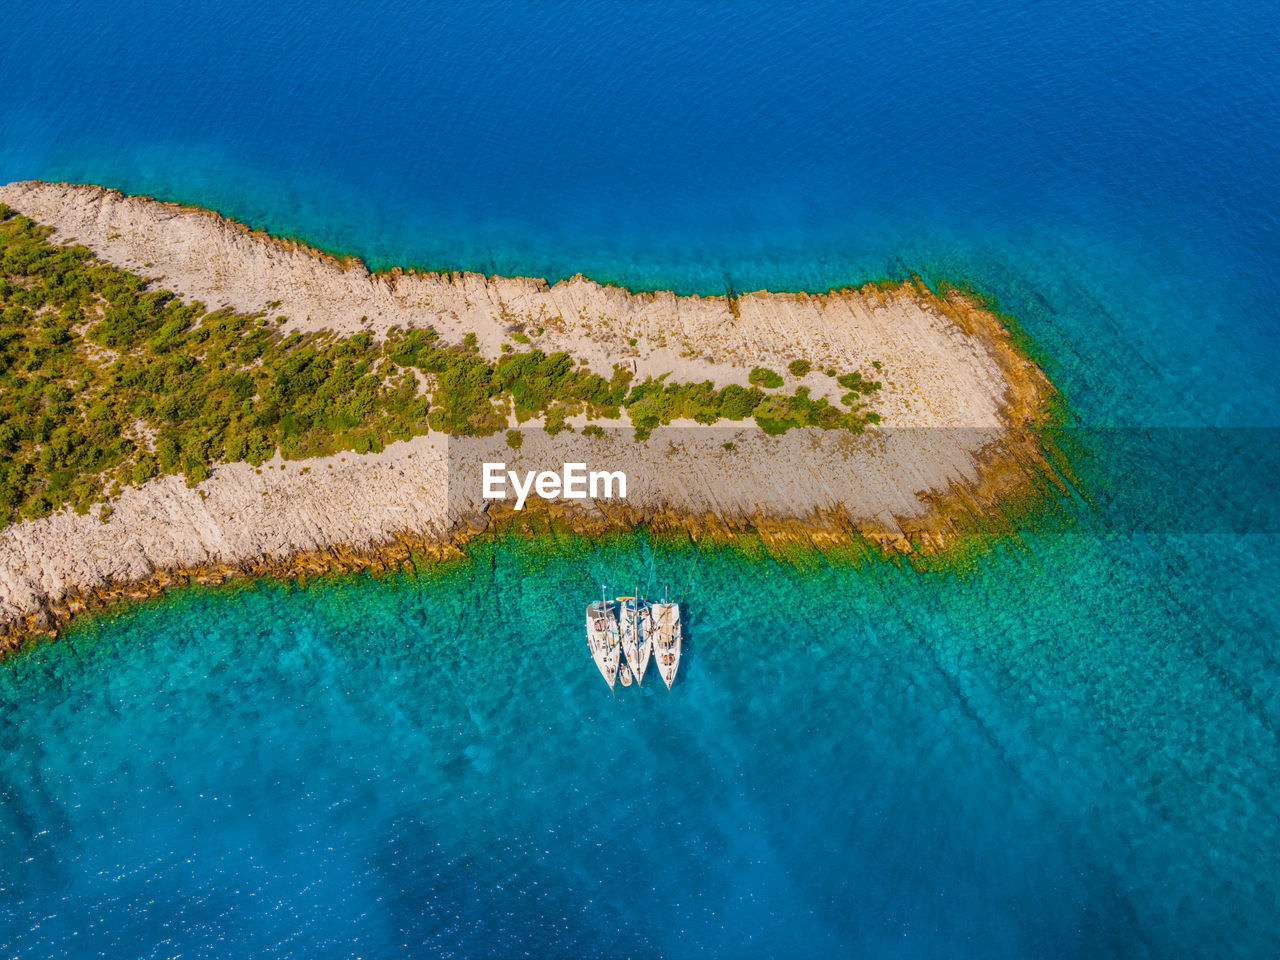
(617, 597, 651, 685)
(649, 602, 682, 689)
(585, 603, 620, 689)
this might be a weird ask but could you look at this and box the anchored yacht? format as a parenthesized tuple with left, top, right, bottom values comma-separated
(585, 588, 621, 689)
(617, 593, 652, 685)
(649, 588, 682, 689)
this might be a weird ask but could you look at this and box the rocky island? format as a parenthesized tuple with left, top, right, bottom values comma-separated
(0, 181, 1058, 651)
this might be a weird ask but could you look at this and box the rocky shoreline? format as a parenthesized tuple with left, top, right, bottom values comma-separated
(0, 181, 1060, 654)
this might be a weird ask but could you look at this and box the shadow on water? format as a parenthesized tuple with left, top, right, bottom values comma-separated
(673, 600, 696, 689)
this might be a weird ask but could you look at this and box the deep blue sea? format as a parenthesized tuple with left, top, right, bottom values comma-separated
(2, 1, 1280, 957)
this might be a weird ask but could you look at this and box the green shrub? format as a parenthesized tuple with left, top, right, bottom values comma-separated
(837, 370, 882, 398)
(183, 455, 211, 486)
(748, 367, 784, 389)
(544, 404, 571, 436)
(787, 359, 811, 377)
(506, 429, 523, 449)
(132, 458, 157, 485)
(718, 384, 764, 420)
(753, 395, 796, 435)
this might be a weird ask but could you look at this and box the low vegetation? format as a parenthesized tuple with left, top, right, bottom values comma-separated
(787, 358, 811, 377)
(748, 366, 784, 389)
(0, 205, 881, 524)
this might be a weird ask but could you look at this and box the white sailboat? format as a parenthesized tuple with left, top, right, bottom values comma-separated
(649, 587, 682, 689)
(585, 587, 621, 689)
(617, 592, 651, 686)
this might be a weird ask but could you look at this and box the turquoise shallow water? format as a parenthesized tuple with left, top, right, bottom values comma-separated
(2, 0, 1280, 955)
(4, 532, 1280, 957)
